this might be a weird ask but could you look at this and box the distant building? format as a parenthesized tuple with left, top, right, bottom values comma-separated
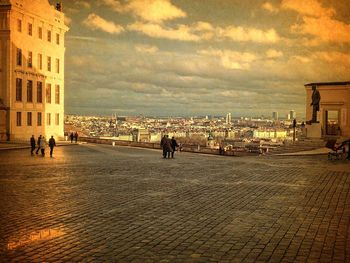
(272, 111, 278, 121)
(226, 112, 231, 124)
(0, 0, 69, 141)
(289, 110, 296, 120)
(305, 82, 350, 137)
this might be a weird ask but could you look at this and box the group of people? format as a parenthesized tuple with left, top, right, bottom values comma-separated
(69, 132, 79, 143)
(30, 135, 56, 157)
(160, 135, 179, 158)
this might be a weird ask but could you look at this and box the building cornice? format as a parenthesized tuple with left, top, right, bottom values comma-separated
(305, 81, 350, 87)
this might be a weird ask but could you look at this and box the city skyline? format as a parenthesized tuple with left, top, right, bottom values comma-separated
(53, 0, 350, 117)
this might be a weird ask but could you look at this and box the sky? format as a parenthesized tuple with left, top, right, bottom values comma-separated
(49, 0, 350, 118)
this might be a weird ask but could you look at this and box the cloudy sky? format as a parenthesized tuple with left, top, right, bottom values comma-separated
(49, 0, 350, 118)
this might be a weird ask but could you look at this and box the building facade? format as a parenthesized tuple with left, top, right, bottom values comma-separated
(305, 82, 350, 138)
(0, 0, 68, 141)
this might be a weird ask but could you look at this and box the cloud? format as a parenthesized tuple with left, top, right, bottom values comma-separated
(65, 15, 72, 26)
(282, 0, 350, 43)
(198, 48, 257, 70)
(83, 13, 124, 34)
(292, 16, 350, 43)
(99, 0, 186, 23)
(262, 2, 279, 13)
(135, 44, 159, 53)
(75, 1, 91, 9)
(266, 49, 283, 58)
(128, 22, 201, 41)
(218, 26, 280, 43)
(281, 0, 335, 18)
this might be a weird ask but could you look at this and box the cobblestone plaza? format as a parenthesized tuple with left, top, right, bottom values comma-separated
(1, 144, 349, 262)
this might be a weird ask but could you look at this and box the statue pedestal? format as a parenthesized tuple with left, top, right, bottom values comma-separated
(306, 123, 322, 138)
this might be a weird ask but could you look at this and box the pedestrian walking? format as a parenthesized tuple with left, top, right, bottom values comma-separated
(40, 136, 46, 156)
(171, 137, 179, 158)
(48, 136, 56, 157)
(70, 132, 74, 143)
(74, 131, 78, 143)
(30, 135, 36, 155)
(165, 136, 173, 159)
(160, 135, 167, 158)
(35, 135, 42, 154)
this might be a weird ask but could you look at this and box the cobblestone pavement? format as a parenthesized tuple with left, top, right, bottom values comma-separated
(0, 144, 349, 263)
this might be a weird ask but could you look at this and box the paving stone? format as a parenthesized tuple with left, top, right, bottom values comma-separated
(0, 144, 349, 262)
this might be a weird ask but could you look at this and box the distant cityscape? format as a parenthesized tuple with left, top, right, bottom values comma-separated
(65, 110, 303, 154)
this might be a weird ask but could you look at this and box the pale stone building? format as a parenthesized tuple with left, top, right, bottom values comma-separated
(0, 0, 68, 141)
(305, 82, 350, 138)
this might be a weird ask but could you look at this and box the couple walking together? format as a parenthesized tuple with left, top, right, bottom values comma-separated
(160, 135, 179, 159)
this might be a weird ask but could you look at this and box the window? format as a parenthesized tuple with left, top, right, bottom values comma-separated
(27, 80, 33, 102)
(16, 48, 22, 66)
(38, 27, 43, 39)
(28, 23, 32, 36)
(37, 112, 42, 126)
(16, 112, 22, 126)
(16, 78, 22, 101)
(47, 56, 51, 71)
(17, 19, 22, 32)
(56, 33, 60, 45)
(55, 85, 60, 104)
(28, 51, 32, 68)
(55, 113, 60, 126)
(47, 113, 51, 126)
(38, 53, 42, 70)
(56, 58, 60, 73)
(47, 30, 51, 42)
(27, 112, 32, 126)
(46, 83, 51, 103)
(37, 81, 43, 103)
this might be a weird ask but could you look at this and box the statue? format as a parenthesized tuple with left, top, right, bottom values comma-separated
(310, 85, 320, 123)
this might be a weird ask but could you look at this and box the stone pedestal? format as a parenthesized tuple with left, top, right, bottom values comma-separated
(306, 123, 322, 138)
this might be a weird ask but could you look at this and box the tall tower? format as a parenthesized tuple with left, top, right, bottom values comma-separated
(0, 0, 69, 141)
(289, 110, 296, 120)
(226, 112, 231, 124)
(272, 111, 278, 121)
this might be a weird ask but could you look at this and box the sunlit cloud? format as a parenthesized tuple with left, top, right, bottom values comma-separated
(266, 49, 283, 58)
(75, 1, 91, 9)
(281, 0, 335, 18)
(83, 13, 124, 34)
(218, 26, 280, 43)
(282, 0, 350, 44)
(198, 48, 257, 70)
(292, 16, 350, 43)
(262, 2, 279, 13)
(134, 44, 159, 53)
(99, 0, 186, 23)
(127, 22, 201, 41)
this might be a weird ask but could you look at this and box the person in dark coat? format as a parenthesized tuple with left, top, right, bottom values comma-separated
(164, 136, 173, 158)
(48, 136, 56, 157)
(171, 137, 179, 158)
(74, 132, 78, 143)
(35, 135, 42, 154)
(30, 135, 36, 155)
(160, 135, 167, 158)
(70, 132, 74, 143)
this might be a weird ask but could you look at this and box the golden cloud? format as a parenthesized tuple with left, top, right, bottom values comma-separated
(83, 13, 124, 34)
(282, 0, 350, 43)
(100, 0, 186, 23)
(262, 2, 279, 13)
(128, 22, 201, 41)
(281, 0, 335, 18)
(218, 26, 280, 43)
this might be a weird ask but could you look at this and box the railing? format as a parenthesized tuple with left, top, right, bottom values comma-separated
(78, 137, 242, 156)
